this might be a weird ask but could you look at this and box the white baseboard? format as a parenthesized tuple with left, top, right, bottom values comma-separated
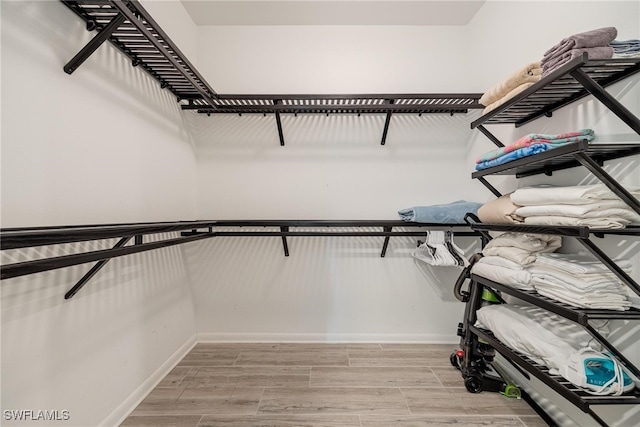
(197, 332, 459, 344)
(101, 334, 197, 427)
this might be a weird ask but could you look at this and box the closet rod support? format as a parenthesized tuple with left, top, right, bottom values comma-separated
(380, 226, 392, 257)
(381, 100, 394, 145)
(569, 68, 640, 136)
(63, 13, 126, 74)
(476, 177, 503, 198)
(64, 236, 131, 299)
(274, 100, 285, 146)
(476, 125, 505, 148)
(573, 151, 640, 215)
(280, 226, 289, 256)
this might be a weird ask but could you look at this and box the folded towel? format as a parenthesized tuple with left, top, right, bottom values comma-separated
(609, 39, 640, 54)
(479, 61, 542, 107)
(398, 200, 482, 223)
(515, 199, 634, 217)
(472, 261, 533, 290)
(536, 252, 633, 274)
(477, 193, 524, 224)
(542, 27, 618, 61)
(482, 82, 537, 115)
(510, 184, 640, 206)
(523, 215, 630, 229)
(475, 144, 557, 171)
(475, 129, 594, 164)
(542, 47, 614, 77)
(482, 232, 561, 265)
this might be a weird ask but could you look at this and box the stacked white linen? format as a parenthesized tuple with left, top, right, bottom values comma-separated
(471, 256, 533, 290)
(530, 253, 633, 310)
(511, 184, 640, 229)
(475, 304, 607, 376)
(482, 232, 562, 265)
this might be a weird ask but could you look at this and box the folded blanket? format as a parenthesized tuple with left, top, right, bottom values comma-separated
(475, 144, 556, 171)
(475, 304, 606, 375)
(472, 261, 533, 290)
(482, 82, 536, 115)
(479, 61, 542, 107)
(510, 184, 640, 206)
(475, 129, 594, 164)
(542, 47, 614, 77)
(523, 215, 630, 229)
(609, 39, 640, 54)
(515, 199, 634, 217)
(483, 232, 561, 265)
(477, 193, 524, 224)
(398, 200, 482, 223)
(542, 27, 618, 61)
(537, 252, 633, 274)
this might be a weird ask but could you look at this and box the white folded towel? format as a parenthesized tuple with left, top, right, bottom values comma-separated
(536, 253, 633, 274)
(511, 184, 640, 206)
(523, 216, 630, 229)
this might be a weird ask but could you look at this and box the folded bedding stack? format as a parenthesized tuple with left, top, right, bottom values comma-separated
(529, 253, 632, 310)
(471, 231, 561, 289)
(541, 27, 617, 77)
(475, 304, 608, 377)
(398, 200, 482, 223)
(479, 61, 542, 115)
(511, 184, 640, 229)
(611, 39, 640, 58)
(475, 129, 594, 171)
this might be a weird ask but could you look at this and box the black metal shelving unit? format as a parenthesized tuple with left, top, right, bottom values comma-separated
(464, 53, 640, 427)
(471, 325, 640, 424)
(1, 220, 478, 299)
(60, 0, 483, 145)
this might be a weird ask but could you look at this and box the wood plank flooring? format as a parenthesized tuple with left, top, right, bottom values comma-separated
(120, 343, 546, 427)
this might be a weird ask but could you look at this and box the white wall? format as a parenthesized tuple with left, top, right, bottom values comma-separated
(187, 23, 482, 343)
(1, 1, 200, 425)
(467, 2, 640, 426)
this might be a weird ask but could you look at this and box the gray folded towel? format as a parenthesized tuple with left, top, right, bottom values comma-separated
(542, 27, 617, 64)
(542, 46, 614, 76)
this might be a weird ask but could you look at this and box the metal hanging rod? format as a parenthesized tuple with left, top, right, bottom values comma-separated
(1, 220, 480, 299)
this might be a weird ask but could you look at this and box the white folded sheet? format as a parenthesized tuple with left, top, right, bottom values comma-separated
(511, 184, 640, 206)
(536, 252, 633, 274)
(514, 199, 633, 217)
(482, 232, 562, 265)
(523, 215, 629, 229)
(472, 261, 533, 290)
(475, 304, 606, 375)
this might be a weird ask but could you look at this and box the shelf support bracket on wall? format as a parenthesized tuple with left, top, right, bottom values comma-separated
(381, 100, 394, 145)
(64, 236, 132, 299)
(380, 226, 393, 257)
(476, 125, 505, 148)
(572, 151, 640, 215)
(280, 226, 289, 256)
(63, 12, 126, 74)
(274, 99, 285, 146)
(476, 177, 503, 198)
(570, 68, 640, 136)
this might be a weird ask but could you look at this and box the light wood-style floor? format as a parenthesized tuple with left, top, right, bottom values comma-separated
(120, 343, 547, 427)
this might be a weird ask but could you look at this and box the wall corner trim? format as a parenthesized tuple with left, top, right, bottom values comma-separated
(101, 334, 198, 427)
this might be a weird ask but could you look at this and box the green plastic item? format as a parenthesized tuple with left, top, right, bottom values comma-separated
(501, 384, 522, 399)
(482, 288, 500, 303)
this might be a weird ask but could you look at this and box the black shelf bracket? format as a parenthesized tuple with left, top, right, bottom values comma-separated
(573, 151, 640, 215)
(380, 226, 392, 257)
(64, 12, 126, 74)
(476, 125, 504, 148)
(476, 176, 503, 198)
(381, 100, 394, 145)
(569, 67, 640, 136)
(64, 236, 131, 299)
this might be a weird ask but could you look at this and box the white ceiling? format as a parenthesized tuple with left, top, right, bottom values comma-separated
(179, 0, 486, 26)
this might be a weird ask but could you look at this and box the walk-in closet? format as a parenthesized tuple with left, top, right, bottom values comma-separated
(2, 1, 639, 426)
